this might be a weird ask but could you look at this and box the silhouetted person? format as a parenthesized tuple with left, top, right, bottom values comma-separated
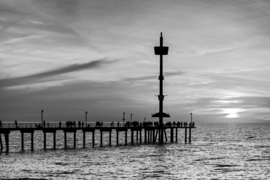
(59, 121, 62, 128)
(0, 120, 2, 128)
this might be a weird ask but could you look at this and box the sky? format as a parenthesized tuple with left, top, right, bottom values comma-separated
(1, 0, 270, 123)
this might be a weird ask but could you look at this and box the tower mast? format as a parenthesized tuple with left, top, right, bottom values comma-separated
(152, 32, 170, 144)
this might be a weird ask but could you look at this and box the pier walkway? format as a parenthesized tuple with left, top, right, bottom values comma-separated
(0, 121, 195, 153)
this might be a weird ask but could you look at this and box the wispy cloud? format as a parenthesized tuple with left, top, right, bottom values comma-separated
(0, 59, 118, 88)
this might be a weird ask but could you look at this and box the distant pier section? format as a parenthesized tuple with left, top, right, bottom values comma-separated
(0, 121, 195, 153)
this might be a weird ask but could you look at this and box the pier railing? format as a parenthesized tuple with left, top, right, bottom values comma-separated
(0, 121, 195, 129)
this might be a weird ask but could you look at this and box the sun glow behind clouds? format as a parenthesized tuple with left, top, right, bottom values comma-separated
(222, 108, 245, 118)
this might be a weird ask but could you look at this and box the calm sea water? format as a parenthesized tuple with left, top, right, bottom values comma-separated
(0, 123, 270, 179)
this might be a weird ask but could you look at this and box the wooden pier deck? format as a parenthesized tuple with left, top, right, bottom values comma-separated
(0, 122, 196, 153)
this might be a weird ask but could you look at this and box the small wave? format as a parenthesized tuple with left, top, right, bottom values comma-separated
(215, 164, 239, 167)
(54, 162, 68, 166)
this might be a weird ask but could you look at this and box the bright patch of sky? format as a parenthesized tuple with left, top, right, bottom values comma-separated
(1, 0, 270, 123)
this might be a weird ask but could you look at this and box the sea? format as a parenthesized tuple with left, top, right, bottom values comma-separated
(0, 123, 270, 180)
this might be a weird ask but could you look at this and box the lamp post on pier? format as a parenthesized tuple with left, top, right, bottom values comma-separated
(190, 113, 192, 123)
(85, 111, 88, 125)
(123, 112, 125, 126)
(41, 110, 44, 124)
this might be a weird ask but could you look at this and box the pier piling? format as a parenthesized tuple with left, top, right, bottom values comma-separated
(185, 127, 187, 143)
(176, 128, 178, 142)
(31, 132, 34, 151)
(189, 127, 191, 143)
(171, 128, 174, 143)
(92, 131, 95, 147)
(21, 133, 24, 151)
(0, 134, 3, 152)
(125, 130, 127, 145)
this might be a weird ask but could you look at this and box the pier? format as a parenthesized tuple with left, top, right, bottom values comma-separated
(0, 33, 197, 153)
(0, 122, 195, 153)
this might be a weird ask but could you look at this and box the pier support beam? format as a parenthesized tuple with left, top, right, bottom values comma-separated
(164, 129, 167, 142)
(189, 127, 191, 143)
(125, 130, 127, 145)
(64, 132, 67, 149)
(171, 128, 173, 143)
(100, 131, 103, 147)
(0, 134, 3, 152)
(131, 130, 134, 145)
(53, 132, 56, 149)
(74, 131, 76, 149)
(148, 129, 150, 143)
(44, 132, 46, 150)
(116, 130, 119, 146)
(109, 130, 112, 146)
(140, 130, 142, 144)
(92, 131, 95, 147)
(176, 128, 178, 142)
(21, 133, 24, 151)
(83, 131, 85, 148)
(185, 127, 187, 143)
(31, 132, 34, 151)
(144, 129, 147, 144)
(5, 133, 9, 153)
(136, 130, 138, 142)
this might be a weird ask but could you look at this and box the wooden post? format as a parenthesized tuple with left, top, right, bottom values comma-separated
(148, 129, 150, 143)
(154, 129, 158, 142)
(21, 133, 24, 151)
(5, 134, 9, 153)
(136, 130, 138, 142)
(0, 134, 3, 152)
(171, 128, 173, 143)
(31, 132, 34, 151)
(189, 127, 191, 143)
(140, 130, 142, 144)
(164, 129, 167, 142)
(53, 132, 56, 149)
(185, 127, 187, 143)
(92, 131, 95, 147)
(176, 128, 178, 142)
(100, 131, 102, 147)
(44, 132, 46, 150)
(131, 130, 134, 145)
(64, 131, 67, 149)
(116, 130, 119, 146)
(125, 130, 127, 145)
(83, 131, 86, 148)
(144, 129, 147, 144)
(74, 131, 76, 148)
(109, 130, 111, 146)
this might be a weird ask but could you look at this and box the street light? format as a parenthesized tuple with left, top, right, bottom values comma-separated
(85, 111, 88, 125)
(123, 112, 125, 125)
(41, 110, 44, 124)
(190, 113, 192, 123)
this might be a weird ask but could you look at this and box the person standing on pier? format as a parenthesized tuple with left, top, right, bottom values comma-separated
(0, 120, 2, 128)
(15, 120, 18, 128)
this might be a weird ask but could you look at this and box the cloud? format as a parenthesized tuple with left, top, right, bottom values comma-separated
(0, 59, 117, 88)
(122, 71, 184, 82)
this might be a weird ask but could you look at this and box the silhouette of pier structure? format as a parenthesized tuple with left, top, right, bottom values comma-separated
(0, 33, 196, 153)
(0, 121, 195, 153)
